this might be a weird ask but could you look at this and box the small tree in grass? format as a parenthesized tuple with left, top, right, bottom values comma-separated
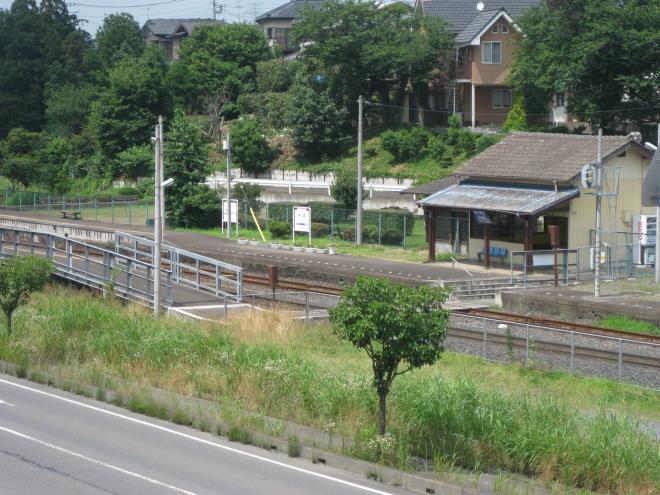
(0, 256, 54, 336)
(329, 276, 449, 435)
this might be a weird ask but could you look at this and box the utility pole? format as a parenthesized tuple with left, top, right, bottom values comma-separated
(158, 115, 165, 244)
(225, 129, 232, 240)
(594, 128, 603, 298)
(153, 122, 162, 316)
(213, 0, 217, 20)
(656, 124, 660, 284)
(356, 95, 364, 245)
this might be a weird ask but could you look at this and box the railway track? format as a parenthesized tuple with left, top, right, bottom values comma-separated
(456, 308, 660, 344)
(241, 274, 344, 296)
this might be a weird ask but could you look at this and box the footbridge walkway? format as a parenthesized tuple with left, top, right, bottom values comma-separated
(0, 226, 244, 311)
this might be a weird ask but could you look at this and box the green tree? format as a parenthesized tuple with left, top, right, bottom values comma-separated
(510, 0, 660, 131)
(329, 276, 449, 435)
(0, 255, 54, 336)
(0, 127, 45, 189)
(177, 187, 220, 228)
(503, 96, 528, 132)
(256, 58, 302, 93)
(45, 83, 97, 136)
(89, 46, 171, 158)
(172, 23, 271, 111)
(294, 0, 452, 121)
(0, 0, 89, 136)
(331, 167, 363, 209)
(95, 13, 144, 68)
(288, 82, 349, 159)
(163, 111, 211, 226)
(41, 136, 72, 192)
(114, 144, 153, 180)
(231, 119, 272, 176)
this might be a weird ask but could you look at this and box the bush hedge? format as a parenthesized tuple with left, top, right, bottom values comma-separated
(269, 221, 291, 239)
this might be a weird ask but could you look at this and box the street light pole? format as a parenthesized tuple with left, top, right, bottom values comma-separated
(656, 124, 660, 284)
(153, 122, 162, 316)
(225, 129, 232, 240)
(159, 116, 165, 244)
(356, 95, 364, 245)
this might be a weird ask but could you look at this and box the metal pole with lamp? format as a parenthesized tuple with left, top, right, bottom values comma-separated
(356, 95, 364, 245)
(224, 130, 232, 240)
(153, 124, 162, 316)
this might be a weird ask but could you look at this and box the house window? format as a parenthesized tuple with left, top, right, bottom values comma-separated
(502, 23, 509, 33)
(482, 41, 501, 64)
(492, 24, 498, 33)
(554, 92, 565, 107)
(492, 89, 512, 108)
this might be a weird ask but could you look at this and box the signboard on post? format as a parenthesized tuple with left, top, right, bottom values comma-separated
(293, 206, 311, 245)
(221, 199, 239, 234)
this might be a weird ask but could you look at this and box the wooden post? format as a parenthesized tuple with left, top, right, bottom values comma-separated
(428, 208, 436, 262)
(524, 215, 535, 274)
(483, 221, 490, 269)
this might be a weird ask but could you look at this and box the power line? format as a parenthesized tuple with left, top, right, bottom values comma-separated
(365, 101, 660, 118)
(69, 0, 184, 7)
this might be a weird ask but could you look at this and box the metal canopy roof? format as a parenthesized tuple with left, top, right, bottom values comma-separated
(418, 183, 579, 216)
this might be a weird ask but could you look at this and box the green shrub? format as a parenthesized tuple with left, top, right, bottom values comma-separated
(381, 229, 403, 246)
(339, 228, 355, 241)
(362, 224, 378, 243)
(269, 221, 291, 239)
(177, 187, 220, 229)
(381, 128, 432, 161)
(427, 136, 447, 160)
(311, 222, 329, 238)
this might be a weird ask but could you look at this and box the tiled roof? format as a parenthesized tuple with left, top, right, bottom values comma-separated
(420, 0, 540, 32)
(142, 18, 222, 37)
(454, 9, 502, 45)
(255, 0, 324, 22)
(453, 132, 651, 184)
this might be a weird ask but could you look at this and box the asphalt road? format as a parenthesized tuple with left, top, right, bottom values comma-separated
(0, 374, 412, 495)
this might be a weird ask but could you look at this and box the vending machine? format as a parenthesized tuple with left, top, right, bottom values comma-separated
(632, 214, 656, 265)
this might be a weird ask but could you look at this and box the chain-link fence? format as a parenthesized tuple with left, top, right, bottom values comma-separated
(449, 314, 660, 390)
(1, 189, 152, 227)
(226, 200, 419, 248)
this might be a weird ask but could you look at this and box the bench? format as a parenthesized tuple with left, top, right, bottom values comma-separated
(61, 211, 81, 220)
(478, 246, 508, 265)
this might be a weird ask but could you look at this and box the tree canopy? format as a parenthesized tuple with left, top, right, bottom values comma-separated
(294, 0, 452, 121)
(230, 119, 272, 177)
(95, 13, 145, 68)
(510, 0, 660, 131)
(171, 23, 271, 111)
(329, 276, 449, 435)
(0, 0, 90, 137)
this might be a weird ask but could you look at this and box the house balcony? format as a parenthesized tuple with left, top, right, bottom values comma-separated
(455, 63, 471, 81)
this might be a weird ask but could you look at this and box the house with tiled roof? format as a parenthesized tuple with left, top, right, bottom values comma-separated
(255, 0, 324, 54)
(407, 0, 570, 130)
(407, 132, 654, 265)
(141, 18, 224, 60)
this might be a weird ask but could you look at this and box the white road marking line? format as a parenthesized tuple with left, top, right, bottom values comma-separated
(0, 378, 395, 495)
(0, 398, 16, 407)
(0, 426, 198, 495)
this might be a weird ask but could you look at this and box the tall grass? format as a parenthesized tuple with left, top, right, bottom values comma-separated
(599, 315, 660, 336)
(2, 286, 659, 494)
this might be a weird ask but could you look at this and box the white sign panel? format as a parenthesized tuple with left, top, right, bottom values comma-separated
(222, 199, 239, 225)
(293, 207, 311, 233)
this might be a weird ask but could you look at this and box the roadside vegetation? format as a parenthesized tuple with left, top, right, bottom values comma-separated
(1, 286, 658, 494)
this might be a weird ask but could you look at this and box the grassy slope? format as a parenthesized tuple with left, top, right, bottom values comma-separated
(279, 135, 457, 184)
(2, 287, 659, 494)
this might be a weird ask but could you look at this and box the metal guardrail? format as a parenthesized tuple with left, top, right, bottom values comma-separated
(115, 232, 243, 303)
(0, 227, 172, 308)
(450, 257, 473, 295)
(509, 244, 634, 287)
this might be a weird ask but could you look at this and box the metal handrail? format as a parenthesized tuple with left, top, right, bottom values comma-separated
(450, 256, 473, 295)
(116, 231, 244, 302)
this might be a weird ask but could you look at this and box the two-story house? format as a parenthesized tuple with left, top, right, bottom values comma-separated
(141, 18, 224, 61)
(255, 0, 323, 55)
(408, 0, 566, 129)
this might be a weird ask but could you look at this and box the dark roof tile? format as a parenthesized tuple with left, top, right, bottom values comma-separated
(256, 0, 324, 22)
(421, 0, 540, 32)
